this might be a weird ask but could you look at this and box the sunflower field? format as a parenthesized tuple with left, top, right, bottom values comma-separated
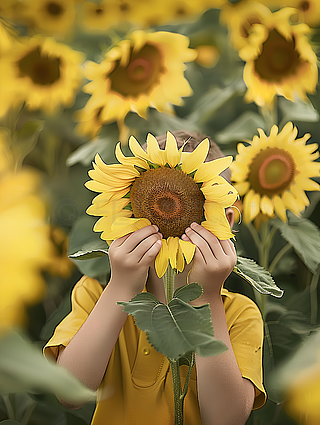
(1, 0, 320, 424)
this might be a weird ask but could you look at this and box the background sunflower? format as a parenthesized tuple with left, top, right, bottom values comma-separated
(1, 1, 320, 424)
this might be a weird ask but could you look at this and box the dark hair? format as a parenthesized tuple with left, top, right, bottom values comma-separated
(143, 130, 231, 182)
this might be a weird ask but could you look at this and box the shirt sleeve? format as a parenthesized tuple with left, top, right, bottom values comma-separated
(222, 289, 266, 410)
(43, 276, 103, 361)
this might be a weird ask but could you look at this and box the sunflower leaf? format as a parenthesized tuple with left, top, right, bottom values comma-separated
(233, 257, 284, 298)
(272, 214, 320, 274)
(118, 285, 227, 359)
(68, 249, 109, 260)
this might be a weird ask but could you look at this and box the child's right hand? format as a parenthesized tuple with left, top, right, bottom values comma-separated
(108, 225, 162, 299)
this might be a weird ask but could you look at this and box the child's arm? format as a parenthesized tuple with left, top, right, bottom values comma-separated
(181, 223, 255, 425)
(57, 225, 162, 408)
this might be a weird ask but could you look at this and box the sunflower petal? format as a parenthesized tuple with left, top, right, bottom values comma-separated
(181, 138, 209, 174)
(176, 243, 185, 273)
(107, 217, 151, 239)
(201, 182, 238, 208)
(273, 195, 287, 222)
(93, 209, 132, 232)
(86, 198, 129, 216)
(129, 136, 149, 160)
(194, 156, 233, 183)
(167, 236, 179, 269)
(243, 190, 260, 223)
(165, 131, 180, 168)
(147, 133, 166, 166)
(179, 239, 196, 264)
(260, 195, 274, 216)
(203, 203, 234, 239)
(155, 239, 169, 278)
(115, 142, 149, 169)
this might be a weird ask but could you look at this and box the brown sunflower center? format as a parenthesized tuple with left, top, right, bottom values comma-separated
(299, 1, 311, 12)
(254, 30, 301, 82)
(109, 43, 164, 98)
(46, 2, 64, 16)
(248, 147, 296, 196)
(130, 167, 205, 239)
(18, 46, 61, 85)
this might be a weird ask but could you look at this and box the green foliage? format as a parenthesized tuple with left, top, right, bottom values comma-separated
(233, 257, 284, 298)
(0, 332, 93, 404)
(273, 213, 320, 274)
(118, 283, 227, 359)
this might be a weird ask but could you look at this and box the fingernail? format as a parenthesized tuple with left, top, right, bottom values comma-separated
(185, 227, 191, 233)
(152, 224, 159, 231)
(190, 222, 198, 229)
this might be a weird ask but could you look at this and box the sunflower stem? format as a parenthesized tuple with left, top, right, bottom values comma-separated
(268, 243, 292, 274)
(164, 264, 176, 304)
(169, 358, 184, 425)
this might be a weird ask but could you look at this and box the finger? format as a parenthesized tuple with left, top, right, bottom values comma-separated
(139, 239, 162, 264)
(121, 225, 161, 252)
(133, 233, 162, 262)
(219, 239, 236, 257)
(185, 226, 214, 263)
(189, 222, 230, 260)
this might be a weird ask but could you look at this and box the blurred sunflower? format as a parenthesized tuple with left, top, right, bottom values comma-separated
(79, 30, 196, 141)
(24, 0, 76, 36)
(2, 36, 85, 115)
(45, 226, 74, 278)
(0, 134, 51, 334)
(284, 0, 320, 27)
(230, 122, 320, 224)
(85, 132, 237, 277)
(81, 1, 114, 32)
(220, 1, 272, 61)
(243, 7, 318, 107)
(74, 104, 104, 139)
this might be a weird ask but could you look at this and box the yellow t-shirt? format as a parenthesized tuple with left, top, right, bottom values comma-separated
(44, 276, 266, 425)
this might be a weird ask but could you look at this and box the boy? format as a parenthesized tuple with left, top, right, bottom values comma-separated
(44, 131, 266, 425)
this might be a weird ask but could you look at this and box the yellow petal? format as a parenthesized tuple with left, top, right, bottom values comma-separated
(260, 195, 274, 216)
(167, 236, 179, 270)
(179, 239, 196, 264)
(107, 217, 151, 240)
(181, 138, 209, 174)
(176, 243, 185, 273)
(93, 209, 132, 232)
(129, 136, 149, 161)
(282, 191, 301, 216)
(203, 202, 234, 239)
(115, 142, 149, 169)
(243, 190, 260, 223)
(165, 131, 180, 168)
(201, 181, 238, 208)
(273, 195, 287, 222)
(86, 198, 129, 216)
(155, 239, 169, 278)
(147, 133, 166, 166)
(194, 156, 233, 183)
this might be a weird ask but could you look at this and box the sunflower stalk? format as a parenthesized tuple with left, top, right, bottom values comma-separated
(163, 265, 196, 425)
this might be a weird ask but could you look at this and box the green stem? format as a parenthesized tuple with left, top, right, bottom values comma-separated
(181, 353, 195, 400)
(164, 264, 176, 303)
(310, 266, 320, 325)
(268, 243, 292, 274)
(21, 400, 37, 425)
(2, 394, 15, 420)
(169, 358, 184, 425)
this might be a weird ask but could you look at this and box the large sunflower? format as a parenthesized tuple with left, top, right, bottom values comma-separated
(77, 30, 196, 141)
(242, 7, 318, 107)
(86, 132, 237, 278)
(0, 133, 51, 334)
(2, 35, 85, 114)
(230, 122, 320, 224)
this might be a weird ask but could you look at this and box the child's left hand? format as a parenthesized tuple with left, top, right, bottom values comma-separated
(181, 222, 237, 303)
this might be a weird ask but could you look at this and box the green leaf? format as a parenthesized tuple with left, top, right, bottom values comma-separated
(0, 331, 94, 405)
(13, 120, 44, 167)
(279, 97, 319, 124)
(118, 284, 227, 359)
(67, 215, 110, 284)
(68, 249, 109, 260)
(233, 257, 284, 298)
(215, 111, 266, 144)
(272, 213, 320, 274)
(0, 420, 22, 425)
(173, 282, 203, 303)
